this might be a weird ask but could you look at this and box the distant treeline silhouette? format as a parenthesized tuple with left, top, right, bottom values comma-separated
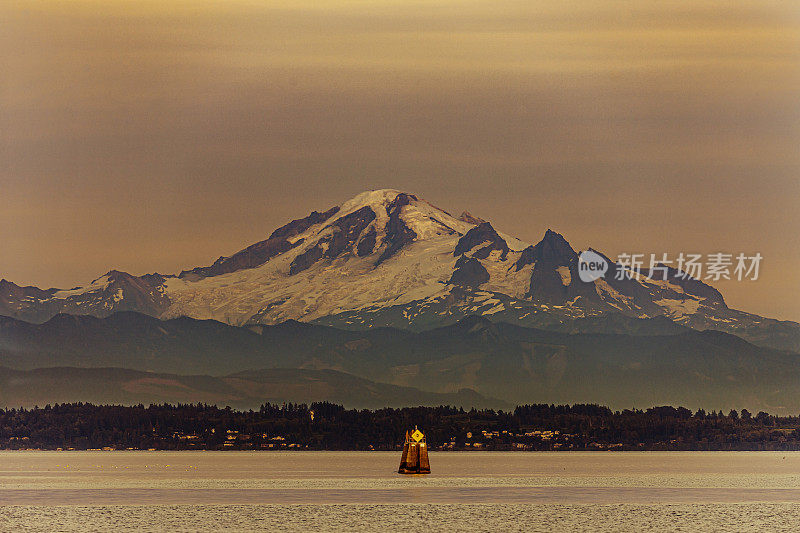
(2, 402, 799, 451)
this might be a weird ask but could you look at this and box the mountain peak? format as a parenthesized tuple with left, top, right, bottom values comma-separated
(535, 229, 575, 259)
(541, 228, 571, 246)
(454, 222, 509, 260)
(515, 229, 576, 270)
(338, 189, 415, 215)
(458, 211, 486, 225)
(90, 270, 124, 285)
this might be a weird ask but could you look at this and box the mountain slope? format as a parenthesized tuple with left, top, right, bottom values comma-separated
(3, 312, 800, 413)
(291, 316, 800, 413)
(0, 189, 797, 350)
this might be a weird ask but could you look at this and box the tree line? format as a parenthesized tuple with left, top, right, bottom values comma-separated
(1, 402, 799, 451)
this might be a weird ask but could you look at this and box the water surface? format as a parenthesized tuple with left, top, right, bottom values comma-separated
(2, 451, 800, 531)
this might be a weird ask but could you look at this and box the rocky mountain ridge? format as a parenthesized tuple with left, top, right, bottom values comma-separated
(1, 189, 797, 351)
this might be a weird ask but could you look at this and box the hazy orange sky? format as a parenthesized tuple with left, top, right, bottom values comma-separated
(2, 1, 799, 320)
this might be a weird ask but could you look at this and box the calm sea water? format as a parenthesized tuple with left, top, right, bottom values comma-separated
(2, 451, 800, 531)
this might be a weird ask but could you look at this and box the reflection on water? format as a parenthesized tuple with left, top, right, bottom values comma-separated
(2, 451, 800, 531)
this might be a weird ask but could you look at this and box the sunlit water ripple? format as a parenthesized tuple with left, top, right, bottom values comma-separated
(2, 451, 800, 531)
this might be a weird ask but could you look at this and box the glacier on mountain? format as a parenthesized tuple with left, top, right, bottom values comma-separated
(1, 189, 797, 352)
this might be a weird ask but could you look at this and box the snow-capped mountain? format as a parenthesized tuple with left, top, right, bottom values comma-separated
(1, 189, 798, 351)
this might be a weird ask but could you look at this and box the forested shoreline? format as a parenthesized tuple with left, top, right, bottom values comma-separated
(2, 402, 800, 451)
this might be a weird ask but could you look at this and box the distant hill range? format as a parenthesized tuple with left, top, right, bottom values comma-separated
(0, 365, 498, 411)
(1, 189, 797, 352)
(3, 312, 800, 413)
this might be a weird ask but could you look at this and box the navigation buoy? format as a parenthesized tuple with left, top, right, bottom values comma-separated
(398, 426, 431, 474)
